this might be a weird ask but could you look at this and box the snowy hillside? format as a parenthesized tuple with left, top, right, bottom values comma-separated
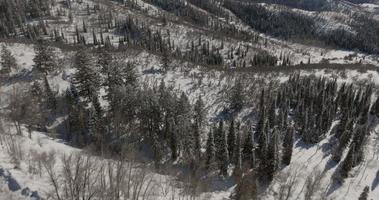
(1, 0, 379, 199)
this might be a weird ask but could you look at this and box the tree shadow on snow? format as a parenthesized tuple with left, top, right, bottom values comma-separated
(0, 69, 34, 87)
(295, 139, 316, 150)
(371, 170, 379, 191)
(142, 67, 163, 75)
(323, 159, 338, 172)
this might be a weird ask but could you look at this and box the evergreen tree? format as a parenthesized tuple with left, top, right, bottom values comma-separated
(73, 50, 100, 103)
(43, 76, 57, 111)
(282, 125, 294, 166)
(220, 127, 229, 176)
(176, 92, 193, 159)
(161, 47, 169, 72)
(242, 127, 254, 168)
(205, 128, 216, 170)
(339, 143, 356, 180)
(194, 95, 205, 130)
(193, 121, 201, 160)
(256, 89, 266, 158)
(229, 80, 244, 112)
(265, 128, 279, 182)
(227, 119, 236, 160)
(215, 121, 224, 161)
(233, 121, 242, 176)
(358, 186, 370, 200)
(33, 40, 57, 75)
(0, 45, 17, 74)
(169, 121, 178, 161)
(370, 97, 379, 117)
(332, 119, 354, 163)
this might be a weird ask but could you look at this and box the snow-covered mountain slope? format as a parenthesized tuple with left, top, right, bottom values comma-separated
(8, 0, 378, 68)
(1, 0, 379, 199)
(1, 41, 379, 199)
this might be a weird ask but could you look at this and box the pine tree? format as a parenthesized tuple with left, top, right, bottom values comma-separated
(168, 117, 178, 161)
(282, 126, 294, 166)
(229, 80, 244, 112)
(370, 97, 379, 117)
(193, 121, 201, 160)
(205, 129, 216, 170)
(227, 119, 236, 160)
(43, 76, 57, 111)
(162, 47, 169, 72)
(256, 89, 266, 157)
(339, 143, 355, 180)
(0, 45, 17, 74)
(265, 128, 279, 182)
(194, 95, 205, 130)
(33, 40, 57, 75)
(220, 129, 229, 176)
(73, 50, 100, 103)
(215, 121, 224, 161)
(358, 186, 370, 200)
(331, 119, 354, 163)
(152, 132, 162, 169)
(176, 92, 193, 159)
(242, 127, 254, 168)
(233, 122, 242, 176)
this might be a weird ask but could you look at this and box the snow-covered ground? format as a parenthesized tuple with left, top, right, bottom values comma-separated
(2, 39, 379, 199)
(2, 0, 379, 198)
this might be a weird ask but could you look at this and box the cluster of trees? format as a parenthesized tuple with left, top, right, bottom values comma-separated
(144, 0, 210, 26)
(210, 74, 374, 199)
(244, 0, 330, 11)
(0, 0, 52, 38)
(224, 0, 379, 54)
(187, 0, 227, 17)
(224, 1, 316, 40)
(140, 0, 379, 60)
(2, 39, 377, 198)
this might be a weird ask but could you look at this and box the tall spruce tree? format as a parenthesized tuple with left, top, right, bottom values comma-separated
(0, 45, 17, 74)
(73, 49, 100, 103)
(43, 76, 57, 111)
(233, 121, 242, 176)
(229, 80, 244, 112)
(205, 128, 216, 170)
(227, 119, 236, 160)
(33, 40, 57, 75)
(242, 127, 254, 168)
(282, 125, 294, 166)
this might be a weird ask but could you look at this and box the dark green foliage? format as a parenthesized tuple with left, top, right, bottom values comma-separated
(73, 50, 100, 103)
(233, 122, 242, 175)
(229, 80, 244, 112)
(358, 186, 370, 200)
(264, 0, 329, 11)
(43, 76, 57, 111)
(206, 129, 216, 170)
(145, 0, 209, 26)
(215, 121, 229, 176)
(0, 45, 16, 74)
(242, 129, 254, 168)
(224, 2, 316, 40)
(282, 126, 294, 166)
(227, 119, 236, 160)
(33, 40, 57, 75)
(224, 1, 379, 54)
